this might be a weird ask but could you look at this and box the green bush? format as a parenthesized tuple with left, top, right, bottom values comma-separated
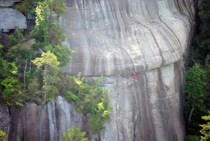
(15, 0, 41, 14)
(59, 75, 112, 135)
(185, 135, 200, 141)
(0, 130, 7, 141)
(60, 126, 88, 141)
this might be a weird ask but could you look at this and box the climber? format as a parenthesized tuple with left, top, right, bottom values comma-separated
(133, 71, 138, 82)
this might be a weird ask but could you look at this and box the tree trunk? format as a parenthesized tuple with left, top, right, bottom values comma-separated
(188, 99, 195, 121)
(188, 107, 194, 121)
(44, 65, 47, 105)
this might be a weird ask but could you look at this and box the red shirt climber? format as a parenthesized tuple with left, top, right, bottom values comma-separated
(133, 71, 138, 82)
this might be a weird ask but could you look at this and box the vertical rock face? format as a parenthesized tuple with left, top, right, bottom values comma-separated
(7, 0, 194, 141)
(0, 105, 10, 133)
(97, 59, 186, 141)
(8, 96, 93, 141)
(62, 0, 193, 76)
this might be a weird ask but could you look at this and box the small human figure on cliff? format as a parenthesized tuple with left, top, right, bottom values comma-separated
(133, 71, 138, 82)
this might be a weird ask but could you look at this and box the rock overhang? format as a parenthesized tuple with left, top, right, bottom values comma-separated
(61, 0, 193, 76)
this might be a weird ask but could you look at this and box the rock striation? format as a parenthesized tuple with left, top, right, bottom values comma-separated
(0, 105, 10, 133)
(62, 0, 193, 76)
(8, 96, 93, 141)
(6, 0, 194, 141)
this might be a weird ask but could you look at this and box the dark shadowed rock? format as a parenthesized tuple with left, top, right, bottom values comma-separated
(0, 105, 10, 133)
(0, 0, 21, 7)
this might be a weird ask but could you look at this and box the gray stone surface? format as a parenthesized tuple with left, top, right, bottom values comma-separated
(8, 96, 93, 141)
(0, 105, 10, 132)
(0, 8, 27, 31)
(0, 0, 21, 7)
(98, 59, 186, 141)
(7, 0, 194, 140)
(62, 0, 193, 76)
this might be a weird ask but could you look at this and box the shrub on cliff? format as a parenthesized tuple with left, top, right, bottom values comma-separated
(15, 0, 41, 14)
(60, 126, 88, 141)
(0, 130, 7, 141)
(59, 74, 112, 136)
(200, 111, 210, 141)
(185, 0, 210, 137)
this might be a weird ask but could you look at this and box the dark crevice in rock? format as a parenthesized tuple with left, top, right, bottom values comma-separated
(194, 0, 201, 35)
(54, 101, 60, 141)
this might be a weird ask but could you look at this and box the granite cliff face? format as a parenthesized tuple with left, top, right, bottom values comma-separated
(5, 0, 194, 140)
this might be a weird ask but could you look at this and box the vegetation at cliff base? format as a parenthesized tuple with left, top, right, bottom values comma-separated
(200, 111, 210, 140)
(184, 0, 210, 140)
(0, 130, 7, 141)
(60, 126, 88, 141)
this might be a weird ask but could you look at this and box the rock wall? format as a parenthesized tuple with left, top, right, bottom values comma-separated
(0, 105, 10, 134)
(8, 96, 93, 141)
(98, 59, 186, 141)
(62, 0, 193, 76)
(0, 8, 27, 31)
(6, 0, 194, 141)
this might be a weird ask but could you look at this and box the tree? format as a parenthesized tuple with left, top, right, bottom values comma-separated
(184, 63, 208, 134)
(200, 111, 210, 141)
(59, 75, 112, 136)
(185, 135, 200, 141)
(200, 0, 210, 21)
(31, 0, 74, 67)
(204, 55, 210, 109)
(15, 0, 41, 14)
(60, 126, 88, 141)
(0, 130, 7, 141)
(32, 51, 60, 104)
(0, 44, 23, 106)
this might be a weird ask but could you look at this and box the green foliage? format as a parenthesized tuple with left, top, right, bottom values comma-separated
(14, 29, 24, 39)
(200, 111, 210, 141)
(9, 35, 18, 47)
(184, 63, 208, 134)
(189, 31, 210, 67)
(44, 44, 74, 67)
(32, 51, 60, 69)
(31, 0, 74, 67)
(59, 74, 111, 135)
(9, 29, 25, 47)
(200, 0, 210, 21)
(60, 126, 88, 141)
(205, 55, 210, 97)
(88, 99, 111, 135)
(185, 135, 200, 141)
(1, 0, 72, 105)
(15, 0, 41, 14)
(16, 102, 24, 107)
(185, 1, 210, 136)
(0, 130, 7, 141)
(32, 51, 60, 103)
(0, 76, 23, 106)
(184, 64, 207, 111)
(62, 90, 78, 102)
(0, 52, 24, 106)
